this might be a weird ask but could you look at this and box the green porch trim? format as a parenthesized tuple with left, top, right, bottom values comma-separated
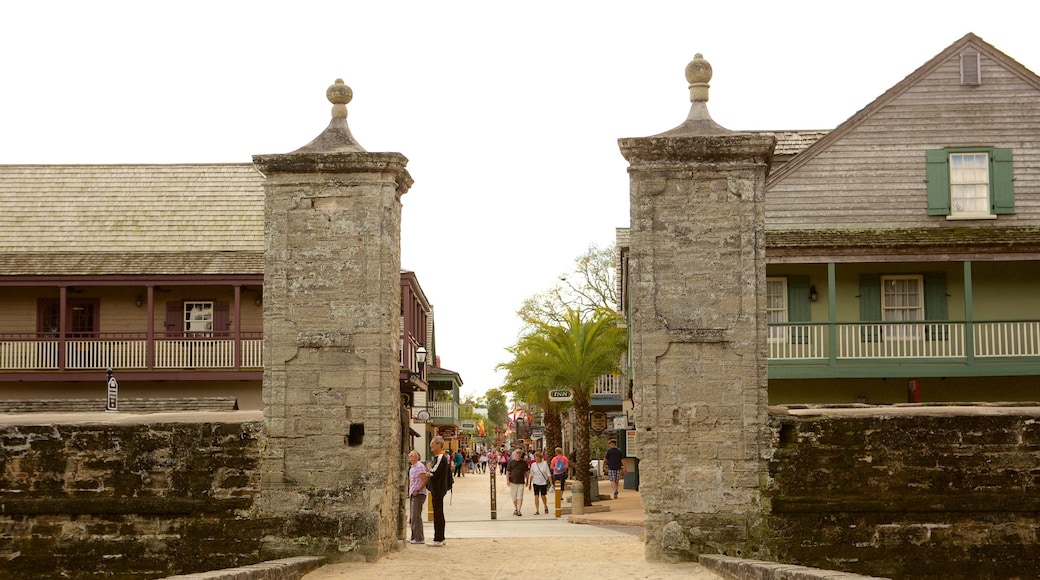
(769, 358, 1040, 379)
(964, 261, 975, 366)
(827, 262, 836, 366)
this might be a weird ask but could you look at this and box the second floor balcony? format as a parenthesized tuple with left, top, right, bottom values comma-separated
(768, 319, 1040, 378)
(0, 332, 263, 373)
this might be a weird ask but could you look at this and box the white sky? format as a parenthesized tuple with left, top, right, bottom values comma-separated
(2, 2, 1038, 401)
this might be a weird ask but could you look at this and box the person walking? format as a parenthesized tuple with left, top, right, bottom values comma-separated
(480, 450, 489, 473)
(550, 447, 569, 492)
(605, 438, 625, 499)
(426, 436, 451, 546)
(506, 449, 530, 516)
(528, 451, 552, 515)
(406, 449, 429, 544)
(498, 448, 509, 475)
(453, 448, 464, 478)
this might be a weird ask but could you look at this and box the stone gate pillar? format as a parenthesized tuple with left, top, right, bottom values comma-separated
(618, 55, 775, 561)
(253, 79, 412, 561)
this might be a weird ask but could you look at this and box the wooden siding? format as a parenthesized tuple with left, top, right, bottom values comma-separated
(767, 39, 1040, 230)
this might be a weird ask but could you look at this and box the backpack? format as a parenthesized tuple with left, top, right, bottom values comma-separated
(553, 457, 567, 475)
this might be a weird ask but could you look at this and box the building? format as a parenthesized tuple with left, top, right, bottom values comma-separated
(619, 33, 1040, 405)
(0, 165, 458, 417)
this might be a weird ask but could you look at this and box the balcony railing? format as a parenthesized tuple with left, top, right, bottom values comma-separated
(768, 320, 1040, 361)
(430, 400, 459, 422)
(0, 332, 263, 371)
(594, 373, 625, 396)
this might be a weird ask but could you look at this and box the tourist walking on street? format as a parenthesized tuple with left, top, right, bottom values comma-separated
(550, 447, 569, 492)
(453, 448, 464, 478)
(427, 436, 451, 546)
(507, 449, 530, 516)
(406, 450, 428, 544)
(498, 448, 509, 475)
(480, 450, 489, 473)
(528, 451, 551, 514)
(605, 438, 625, 499)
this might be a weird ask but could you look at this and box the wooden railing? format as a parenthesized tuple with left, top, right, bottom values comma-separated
(594, 373, 625, 396)
(768, 320, 1040, 361)
(0, 332, 263, 371)
(430, 400, 459, 422)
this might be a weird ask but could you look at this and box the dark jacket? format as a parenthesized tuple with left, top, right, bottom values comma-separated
(427, 452, 451, 496)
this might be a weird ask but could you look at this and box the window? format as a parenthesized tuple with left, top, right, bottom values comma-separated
(37, 298, 99, 337)
(766, 278, 788, 341)
(949, 153, 989, 215)
(882, 276, 923, 339)
(926, 148, 1014, 218)
(184, 301, 214, 335)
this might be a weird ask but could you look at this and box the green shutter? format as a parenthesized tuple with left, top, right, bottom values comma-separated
(923, 272, 948, 341)
(859, 274, 881, 342)
(787, 275, 810, 344)
(926, 150, 951, 216)
(991, 148, 1015, 215)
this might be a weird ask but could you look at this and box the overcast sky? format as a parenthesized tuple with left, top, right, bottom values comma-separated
(3, 2, 1038, 401)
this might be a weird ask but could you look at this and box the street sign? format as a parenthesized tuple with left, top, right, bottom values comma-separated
(590, 411, 607, 432)
(460, 420, 477, 431)
(549, 389, 573, 402)
(437, 426, 457, 439)
(531, 429, 543, 440)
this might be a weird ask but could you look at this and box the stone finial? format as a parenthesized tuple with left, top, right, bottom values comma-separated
(327, 79, 353, 119)
(685, 54, 711, 103)
(288, 78, 366, 154)
(651, 52, 730, 137)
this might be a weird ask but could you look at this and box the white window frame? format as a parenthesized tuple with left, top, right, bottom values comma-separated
(948, 152, 993, 219)
(184, 301, 214, 336)
(881, 276, 923, 340)
(766, 277, 788, 342)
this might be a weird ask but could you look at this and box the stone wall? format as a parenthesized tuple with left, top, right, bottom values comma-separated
(0, 417, 264, 579)
(768, 407, 1040, 579)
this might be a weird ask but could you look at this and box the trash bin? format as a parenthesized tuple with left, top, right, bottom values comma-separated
(588, 465, 600, 498)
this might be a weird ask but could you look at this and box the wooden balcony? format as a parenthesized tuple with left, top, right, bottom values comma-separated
(0, 332, 263, 372)
(768, 320, 1040, 379)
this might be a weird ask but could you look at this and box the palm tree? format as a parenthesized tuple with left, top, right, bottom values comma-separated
(499, 351, 568, 456)
(501, 307, 626, 505)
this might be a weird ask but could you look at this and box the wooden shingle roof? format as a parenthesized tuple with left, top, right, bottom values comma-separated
(0, 164, 264, 276)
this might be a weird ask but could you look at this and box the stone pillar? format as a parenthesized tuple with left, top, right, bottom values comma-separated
(253, 79, 412, 562)
(618, 55, 775, 561)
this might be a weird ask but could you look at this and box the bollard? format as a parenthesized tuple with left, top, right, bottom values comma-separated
(554, 486, 562, 518)
(490, 466, 497, 519)
(571, 481, 584, 516)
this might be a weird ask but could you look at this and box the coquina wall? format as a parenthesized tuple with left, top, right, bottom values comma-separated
(0, 416, 265, 579)
(768, 406, 1040, 579)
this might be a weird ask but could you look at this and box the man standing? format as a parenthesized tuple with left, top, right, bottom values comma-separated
(506, 449, 530, 516)
(406, 450, 429, 544)
(427, 436, 450, 546)
(604, 438, 625, 499)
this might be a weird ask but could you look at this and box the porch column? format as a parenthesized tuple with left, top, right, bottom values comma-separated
(619, 54, 775, 561)
(254, 79, 412, 561)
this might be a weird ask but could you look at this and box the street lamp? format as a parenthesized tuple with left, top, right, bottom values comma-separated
(416, 346, 427, 379)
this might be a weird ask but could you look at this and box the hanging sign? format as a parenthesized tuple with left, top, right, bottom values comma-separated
(590, 411, 607, 432)
(549, 389, 573, 402)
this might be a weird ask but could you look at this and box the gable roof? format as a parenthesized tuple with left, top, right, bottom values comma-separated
(767, 33, 1040, 186)
(0, 164, 264, 276)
